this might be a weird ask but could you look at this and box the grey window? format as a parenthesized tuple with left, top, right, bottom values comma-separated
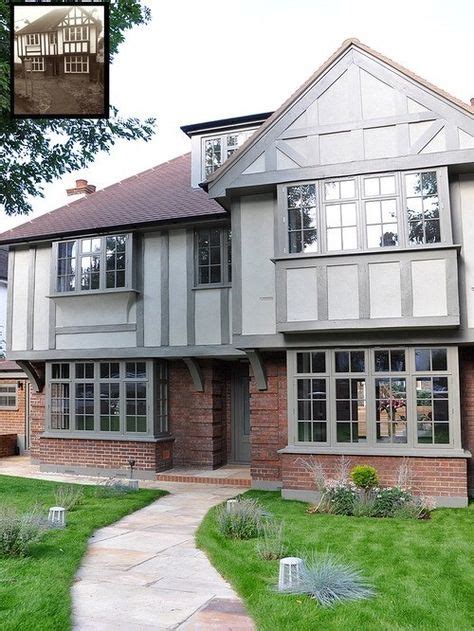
(406, 172, 440, 244)
(290, 347, 457, 451)
(287, 184, 318, 254)
(364, 175, 398, 248)
(47, 361, 168, 437)
(0, 385, 17, 409)
(195, 227, 231, 285)
(203, 131, 253, 178)
(324, 179, 358, 251)
(375, 377, 407, 444)
(26, 33, 40, 45)
(335, 378, 367, 443)
(50, 383, 70, 430)
(56, 234, 130, 293)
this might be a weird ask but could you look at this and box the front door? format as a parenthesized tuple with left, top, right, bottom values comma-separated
(231, 364, 251, 464)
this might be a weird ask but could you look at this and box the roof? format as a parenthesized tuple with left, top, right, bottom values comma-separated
(205, 38, 474, 188)
(0, 248, 7, 280)
(15, 7, 96, 35)
(0, 154, 226, 246)
(181, 112, 273, 137)
(0, 360, 22, 372)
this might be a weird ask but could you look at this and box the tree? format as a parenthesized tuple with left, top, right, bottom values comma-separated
(0, 0, 156, 216)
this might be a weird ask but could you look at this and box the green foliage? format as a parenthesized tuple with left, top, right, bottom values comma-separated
(0, 475, 163, 630)
(350, 465, 379, 490)
(0, 505, 46, 557)
(282, 553, 374, 607)
(0, 0, 156, 216)
(323, 485, 358, 516)
(197, 490, 474, 630)
(94, 477, 139, 497)
(371, 487, 413, 518)
(215, 498, 269, 540)
(256, 519, 287, 560)
(53, 484, 84, 511)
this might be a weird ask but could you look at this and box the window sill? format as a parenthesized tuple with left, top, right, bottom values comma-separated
(271, 243, 462, 262)
(41, 432, 174, 443)
(48, 288, 140, 299)
(278, 444, 471, 459)
(192, 284, 231, 291)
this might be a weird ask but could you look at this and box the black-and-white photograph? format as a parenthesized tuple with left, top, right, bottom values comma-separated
(11, 2, 108, 117)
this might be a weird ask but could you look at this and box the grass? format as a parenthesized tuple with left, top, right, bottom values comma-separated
(0, 475, 165, 631)
(196, 491, 474, 630)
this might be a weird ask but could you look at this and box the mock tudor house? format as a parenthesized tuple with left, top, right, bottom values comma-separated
(1, 39, 474, 507)
(15, 6, 101, 77)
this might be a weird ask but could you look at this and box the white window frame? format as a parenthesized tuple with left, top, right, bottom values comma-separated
(45, 360, 168, 439)
(64, 25, 89, 42)
(30, 56, 44, 72)
(64, 54, 89, 74)
(277, 167, 451, 257)
(0, 384, 18, 410)
(201, 129, 255, 180)
(288, 346, 461, 455)
(26, 33, 40, 46)
(53, 233, 132, 295)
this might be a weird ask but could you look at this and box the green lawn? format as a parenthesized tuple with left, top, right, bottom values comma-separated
(0, 475, 165, 631)
(196, 490, 474, 631)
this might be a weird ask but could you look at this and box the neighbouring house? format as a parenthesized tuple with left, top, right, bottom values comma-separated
(0, 248, 7, 353)
(0, 360, 30, 456)
(1, 39, 474, 507)
(14, 5, 102, 78)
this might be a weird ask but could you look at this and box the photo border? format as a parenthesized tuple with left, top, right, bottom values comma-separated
(10, 1, 110, 119)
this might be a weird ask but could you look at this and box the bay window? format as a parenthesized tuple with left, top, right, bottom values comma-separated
(289, 347, 459, 451)
(280, 168, 448, 255)
(47, 360, 168, 437)
(55, 234, 130, 294)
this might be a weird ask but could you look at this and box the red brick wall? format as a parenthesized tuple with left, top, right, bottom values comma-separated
(281, 454, 467, 498)
(0, 378, 28, 437)
(249, 353, 287, 482)
(29, 389, 173, 474)
(460, 347, 474, 497)
(168, 359, 231, 468)
(0, 434, 18, 457)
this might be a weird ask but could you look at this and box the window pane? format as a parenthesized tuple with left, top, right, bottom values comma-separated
(380, 176, 396, 195)
(415, 349, 431, 371)
(390, 350, 406, 372)
(350, 351, 365, 372)
(311, 352, 326, 373)
(335, 352, 349, 373)
(364, 178, 379, 196)
(374, 350, 389, 372)
(324, 182, 339, 201)
(296, 352, 311, 374)
(340, 180, 355, 199)
(431, 349, 447, 371)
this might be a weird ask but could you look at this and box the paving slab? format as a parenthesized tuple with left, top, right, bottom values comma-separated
(73, 484, 254, 630)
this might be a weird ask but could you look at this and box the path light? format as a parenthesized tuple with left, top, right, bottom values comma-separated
(226, 499, 238, 513)
(278, 557, 304, 591)
(48, 506, 66, 528)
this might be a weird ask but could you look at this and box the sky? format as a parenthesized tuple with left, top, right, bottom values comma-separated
(2, 0, 473, 233)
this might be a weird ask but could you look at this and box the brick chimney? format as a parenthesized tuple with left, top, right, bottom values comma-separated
(66, 179, 96, 197)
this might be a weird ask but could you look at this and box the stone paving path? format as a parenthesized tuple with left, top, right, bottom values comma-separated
(72, 483, 255, 630)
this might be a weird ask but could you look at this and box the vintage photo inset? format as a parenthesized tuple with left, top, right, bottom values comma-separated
(12, 2, 108, 118)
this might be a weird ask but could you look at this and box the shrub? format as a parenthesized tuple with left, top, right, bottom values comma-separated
(257, 520, 287, 560)
(94, 478, 138, 498)
(215, 498, 268, 539)
(350, 465, 379, 491)
(54, 485, 84, 511)
(322, 484, 358, 515)
(282, 553, 375, 607)
(0, 506, 47, 557)
(371, 487, 412, 517)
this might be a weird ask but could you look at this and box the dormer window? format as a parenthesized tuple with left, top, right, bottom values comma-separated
(203, 131, 253, 178)
(55, 234, 130, 294)
(26, 33, 40, 46)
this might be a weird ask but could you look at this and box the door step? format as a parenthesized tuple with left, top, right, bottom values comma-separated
(156, 469, 251, 487)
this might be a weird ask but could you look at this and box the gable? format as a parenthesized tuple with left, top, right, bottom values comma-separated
(207, 41, 474, 199)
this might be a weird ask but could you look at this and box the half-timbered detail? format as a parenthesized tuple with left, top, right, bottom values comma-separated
(15, 5, 100, 78)
(1, 39, 473, 505)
